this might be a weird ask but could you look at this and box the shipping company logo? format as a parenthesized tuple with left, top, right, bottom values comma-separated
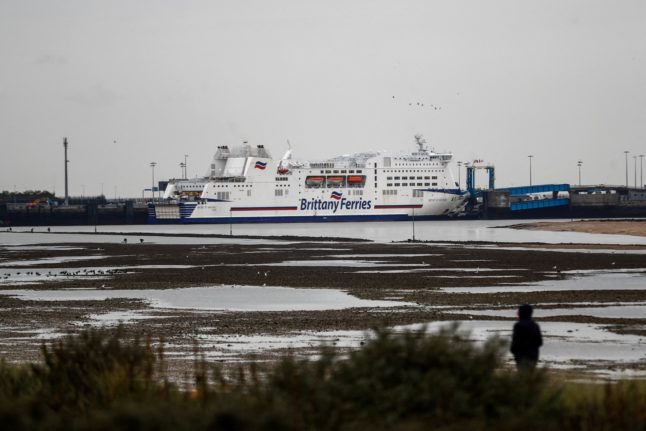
(300, 197, 372, 213)
(254, 161, 267, 170)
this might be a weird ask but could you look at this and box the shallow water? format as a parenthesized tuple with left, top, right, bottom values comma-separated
(440, 271, 646, 293)
(163, 320, 646, 376)
(5, 219, 646, 244)
(0, 285, 412, 311)
(0, 255, 106, 267)
(452, 303, 646, 319)
(354, 267, 527, 274)
(260, 260, 428, 268)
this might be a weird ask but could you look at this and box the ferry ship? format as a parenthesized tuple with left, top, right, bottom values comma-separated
(149, 136, 468, 224)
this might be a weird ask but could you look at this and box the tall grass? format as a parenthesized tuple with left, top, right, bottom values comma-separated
(0, 325, 643, 430)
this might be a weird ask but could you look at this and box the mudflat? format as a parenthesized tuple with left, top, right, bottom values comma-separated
(1, 237, 645, 379)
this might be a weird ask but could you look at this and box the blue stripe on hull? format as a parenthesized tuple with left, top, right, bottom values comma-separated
(148, 213, 446, 224)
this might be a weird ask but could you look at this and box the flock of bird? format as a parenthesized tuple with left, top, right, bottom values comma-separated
(392, 96, 443, 110)
(2, 268, 129, 280)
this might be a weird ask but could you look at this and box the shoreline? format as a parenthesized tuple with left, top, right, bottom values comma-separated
(508, 219, 646, 237)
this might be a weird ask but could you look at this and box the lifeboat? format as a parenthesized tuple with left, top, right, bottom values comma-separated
(277, 166, 289, 174)
(347, 176, 364, 183)
(326, 176, 344, 186)
(305, 176, 325, 187)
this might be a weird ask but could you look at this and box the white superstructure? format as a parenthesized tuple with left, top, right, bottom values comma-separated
(150, 136, 468, 223)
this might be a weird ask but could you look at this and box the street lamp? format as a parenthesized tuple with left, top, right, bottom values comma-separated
(457, 161, 462, 189)
(150, 162, 157, 202)
(184, 154, 189, 179)
(634, 156, 638, 188)
(577, 161, 582, 186)
(624, 150, 629, 187)
(528, 155, 533, 186)
(640, 155, 644, 188)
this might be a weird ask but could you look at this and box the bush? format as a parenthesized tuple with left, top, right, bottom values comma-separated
(0, 325, 643, 430)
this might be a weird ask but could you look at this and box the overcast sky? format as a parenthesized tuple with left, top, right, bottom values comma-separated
(1, 0, 645, 197)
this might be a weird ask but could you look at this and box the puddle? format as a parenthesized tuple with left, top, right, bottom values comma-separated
(162, 320, 646, 377)
(471, 245, 646, 255)
(1, 245, 86, 252)
(428, 275, 523, 279)
(450, 259, 494, 262)
(325, 254, 442, 258)
(440, 272, 646, 294)
(451, 303, 646, 319)
(258, 260, 428, 268)
(0, 255, 106, 267)
(355, 267, 527, 274)
(79, 310, 164, 327)
(400, 321, 646, 369)
(0, 285, 413, 311)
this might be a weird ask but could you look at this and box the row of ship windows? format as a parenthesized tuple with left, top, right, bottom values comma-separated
(393, 163, 439, 166)
(387, 183, 437, 187)
(217, 190, 367, 199)
(275, 189, 365, 197)
(387, 176, 437, 180)
(315, 169, 364, 174)
(383, 190, 425, 197)
(384, 170, 443, 173)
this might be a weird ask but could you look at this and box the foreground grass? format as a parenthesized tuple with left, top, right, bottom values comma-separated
(0, 326, 644, 430)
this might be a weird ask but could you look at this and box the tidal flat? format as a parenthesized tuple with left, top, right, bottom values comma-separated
(0, 230, 645, 380)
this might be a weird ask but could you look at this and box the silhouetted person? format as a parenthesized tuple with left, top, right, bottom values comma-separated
(510, 304, 542, 371)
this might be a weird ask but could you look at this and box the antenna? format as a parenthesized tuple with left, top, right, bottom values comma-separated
(414, 134, 427, 152)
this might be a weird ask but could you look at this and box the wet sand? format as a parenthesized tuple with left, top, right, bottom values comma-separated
(510, 219, 646, 237)
(1, 238, 645, 379)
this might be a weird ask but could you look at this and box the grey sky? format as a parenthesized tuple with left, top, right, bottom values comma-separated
(1, 0, 645, 197)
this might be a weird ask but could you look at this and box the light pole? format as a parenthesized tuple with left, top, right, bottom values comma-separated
(577, 161, 582, 186)
(184, 154, 189, 179)
(624, 150, 629, 187)
(150, 162, 157, 202)
(634, 156, 637, 188)
(528, 155, 533, 186)
(457, 161, 462, 189)
(640, 155, 644, 188)
(179, 162, 186, 179)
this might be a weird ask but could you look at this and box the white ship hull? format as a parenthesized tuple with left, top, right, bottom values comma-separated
(149, 138, 468, 224)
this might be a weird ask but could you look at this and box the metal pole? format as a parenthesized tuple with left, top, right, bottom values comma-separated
(63, 137, 69, 205)
(640, 155, 644, 188)
(624, 150, 629, 187)
(184, 154, 189, 179)
(412, 208, 416, 242)
(528, 155, 533, 186)
(457, 161, 462, 189)
(150, 162, 157, 202)
(577, 161, 582, 186)
(634, 156, 637, 188)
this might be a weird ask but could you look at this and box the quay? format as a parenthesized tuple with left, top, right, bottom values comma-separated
(2, 186, 646, 227)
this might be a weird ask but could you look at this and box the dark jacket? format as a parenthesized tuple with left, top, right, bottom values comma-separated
(510, 319, 542, 362)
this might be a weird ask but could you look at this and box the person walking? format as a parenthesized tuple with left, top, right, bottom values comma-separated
(510, 304, 543, 370)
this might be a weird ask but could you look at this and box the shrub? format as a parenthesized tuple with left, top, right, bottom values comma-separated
(0, 325, 643, 430)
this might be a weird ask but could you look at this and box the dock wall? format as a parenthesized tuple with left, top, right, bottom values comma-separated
(0, 202, 148, 226)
